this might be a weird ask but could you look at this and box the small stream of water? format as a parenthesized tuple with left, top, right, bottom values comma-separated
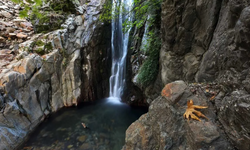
(20, 99, 147, 150)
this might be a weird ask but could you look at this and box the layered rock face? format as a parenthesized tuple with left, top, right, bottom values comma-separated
(159, 0, 250, 149)
(0, 0, 110, 149)
(124, 1, 250, 149)
(123, 81, 233, 150)
(160, 0, 250, 86)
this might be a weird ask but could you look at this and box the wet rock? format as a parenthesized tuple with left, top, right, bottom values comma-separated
(80, 143, 90, 149)
(77, 135, 87, 142)
(67, 145, 73, 149)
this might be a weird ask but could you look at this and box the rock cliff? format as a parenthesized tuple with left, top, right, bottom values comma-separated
(125, 0, 250, 149)
(0, 0, 110, 149)
(160, 0, 250, 89)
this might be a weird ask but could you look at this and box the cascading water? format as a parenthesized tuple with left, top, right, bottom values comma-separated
(109, 0, 133, 102)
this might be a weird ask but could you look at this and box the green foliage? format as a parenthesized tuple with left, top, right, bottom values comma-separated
(35, 40, 45, 46)
(29, 40, 53, 55)
(100, 0, 127, 23)
(36, 47, 46, 55)
(44, 42, 53, 52)
(11, 0, 75, 33)
(99, 0, 112, 22)
(100, 0, 162, 30)
(137, 30, 161, 87)
(100, 0, 162, 87)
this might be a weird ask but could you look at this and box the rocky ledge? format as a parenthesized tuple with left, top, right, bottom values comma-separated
(123, 80, 250, 149)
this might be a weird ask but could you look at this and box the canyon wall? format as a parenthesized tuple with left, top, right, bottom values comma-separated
(125, 0, 250, 149)
(0, 0, 110, 149)
(160, 0, 250, 149)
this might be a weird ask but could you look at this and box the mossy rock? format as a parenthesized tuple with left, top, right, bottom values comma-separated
(31, 0, 76, 33)
(32, 14, 65, 33)
(50, 0, 75, 12)
(44, 42, 53, 52)
(36, 47, 46, 55)
(35, 40, 45, 46)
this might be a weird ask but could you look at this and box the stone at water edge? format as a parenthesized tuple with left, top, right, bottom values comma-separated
(67, 145, 73, 149)
(77, 135, 87, 142)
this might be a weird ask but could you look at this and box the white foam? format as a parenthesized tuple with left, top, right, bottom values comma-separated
(106, 97, 123, 105)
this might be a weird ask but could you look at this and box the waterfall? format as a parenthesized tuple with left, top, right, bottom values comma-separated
(109, 0, 133, 101)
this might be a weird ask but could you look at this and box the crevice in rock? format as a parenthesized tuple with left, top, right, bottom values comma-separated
(205, 0, 223, 51)
(15, 100, 32, 124)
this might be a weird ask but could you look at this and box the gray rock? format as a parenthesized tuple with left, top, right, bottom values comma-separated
(183, 53, 199, 81)
(75, 15, 83, 26)
(215, 91, 250, 150)
(123, 81, 233, 150)
(160, 0, 222, 83)
(0, 6, 8, 11)
(0, 0, 111, 149)
(0, 11, 12, 18)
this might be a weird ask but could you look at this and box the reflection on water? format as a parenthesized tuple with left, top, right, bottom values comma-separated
(20, 99, 147, 150)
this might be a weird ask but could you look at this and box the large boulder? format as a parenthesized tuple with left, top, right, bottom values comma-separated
(123, 81, 233, 150)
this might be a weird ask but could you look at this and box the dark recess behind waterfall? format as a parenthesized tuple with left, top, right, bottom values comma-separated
(78, 21, 112, 103)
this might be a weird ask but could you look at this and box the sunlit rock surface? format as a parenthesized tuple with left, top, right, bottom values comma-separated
(0, 0, 110, 149)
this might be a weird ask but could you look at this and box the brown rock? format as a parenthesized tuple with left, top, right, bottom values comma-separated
(20, 22, 33, 28)
(0, 11, 12, 18)
(0, 36, 5, 42)
(6, 27, 15, 33)
(8, 33, 16, 37)
(77, 135, 87, 142)
(161, 80, 188, 104)
(13, 65, 26, 74)
(16, 33, 27, 39)
(13, 18, 26, 22)
(80, 143, 90, 149)
(0, 21, 13, 26)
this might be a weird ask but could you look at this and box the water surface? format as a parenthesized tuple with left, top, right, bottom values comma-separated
(21, 99, 147, 150)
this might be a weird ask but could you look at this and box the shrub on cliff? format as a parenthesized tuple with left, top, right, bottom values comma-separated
(11, 0, 75, 33)
(137, 30, 160, 87)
